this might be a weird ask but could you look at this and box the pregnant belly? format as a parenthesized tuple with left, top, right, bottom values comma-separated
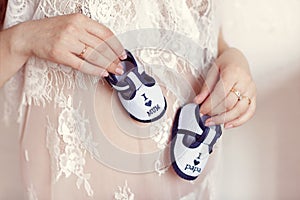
(90, 69, 207, 199)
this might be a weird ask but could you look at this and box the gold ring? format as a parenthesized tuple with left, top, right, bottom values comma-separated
(242, 96, 251, 105)
(230, 88, 242, 101)
(78, 44, 88, 59)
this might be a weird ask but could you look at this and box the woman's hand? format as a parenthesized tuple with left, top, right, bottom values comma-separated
(18, 13, 126, 77)
(194, 48, 256, 129)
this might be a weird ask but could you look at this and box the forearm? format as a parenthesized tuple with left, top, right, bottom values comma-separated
(0, 23, 31, 87)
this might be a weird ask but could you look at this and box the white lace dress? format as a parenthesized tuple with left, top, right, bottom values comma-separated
(2, 0, 222, 199)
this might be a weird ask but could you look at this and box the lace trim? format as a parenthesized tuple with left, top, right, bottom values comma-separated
(114, 181, 135, 200)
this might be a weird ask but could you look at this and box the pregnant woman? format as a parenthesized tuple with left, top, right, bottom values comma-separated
(0, 0, 256, 199)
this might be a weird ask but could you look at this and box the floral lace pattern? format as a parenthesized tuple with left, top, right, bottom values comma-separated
(87, 0, 137, 32)
(39, 0, 84, 17)
(150, 117, 173, 150)
(114, 181, 135, 200)
(46, 95, 99, 196)
(2, 69, 23, 125)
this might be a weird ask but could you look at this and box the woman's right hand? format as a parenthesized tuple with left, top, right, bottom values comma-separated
(18, 13, 126, 77)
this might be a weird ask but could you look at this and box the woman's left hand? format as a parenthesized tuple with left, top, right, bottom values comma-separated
(194, 47, 256, 129)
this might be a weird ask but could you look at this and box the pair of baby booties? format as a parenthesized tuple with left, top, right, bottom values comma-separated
(106, 50, 222, 180)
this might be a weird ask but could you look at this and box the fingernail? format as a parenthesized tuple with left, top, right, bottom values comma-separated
(101, 71, 109, 77)
(120, 51, 127, 60)
(115, 67, 124, 75)
(225, 124, 234, 129)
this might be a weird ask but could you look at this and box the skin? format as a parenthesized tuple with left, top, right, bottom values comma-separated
(0, 14, 256, 129)
(194, 30, 257, 129)
(0, 13, 126, 87)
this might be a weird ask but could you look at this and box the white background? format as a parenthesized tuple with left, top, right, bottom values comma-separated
(1, 0, 300, 199)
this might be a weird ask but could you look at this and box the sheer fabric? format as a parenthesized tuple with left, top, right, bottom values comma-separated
(2, 0, 222, 199)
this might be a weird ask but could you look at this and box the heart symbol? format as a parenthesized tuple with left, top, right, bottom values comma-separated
(194, 160, 200, 166)
(145, 100, 152, 107)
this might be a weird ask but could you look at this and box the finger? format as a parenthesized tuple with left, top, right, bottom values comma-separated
(79, 58, 109, 77)
(194, 63, 219, 104)
(224, 96, 256, 129)
(93, 42, 124, 73)
(68, 39, 123, 75)
(58, 51, 109, 77)
(78, 45, 124, 75)
(78, 30, 121, 66)
(200, 75, 236, 116)
(209, 83, 244, 116)
(205, 95, 252, 126)
(83, 19, 126, 59)
(205, 82, 256, 125)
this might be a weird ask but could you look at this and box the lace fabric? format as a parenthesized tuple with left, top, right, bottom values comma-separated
(2, 0, 222, 199)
